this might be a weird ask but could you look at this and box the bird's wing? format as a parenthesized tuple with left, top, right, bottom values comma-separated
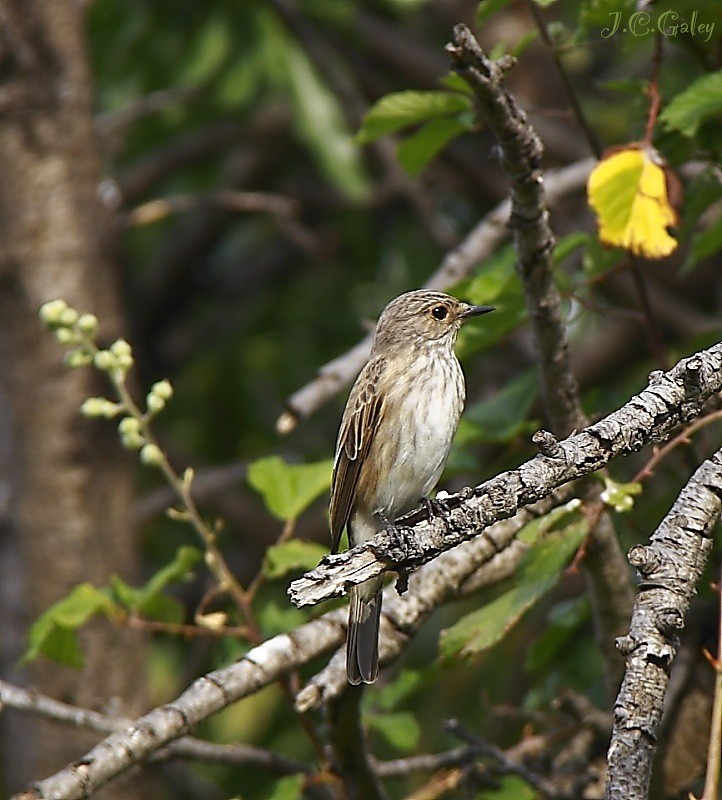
(329, 357, 385, 553)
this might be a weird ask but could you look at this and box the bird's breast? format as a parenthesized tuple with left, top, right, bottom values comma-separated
(361, 349, 464, 519)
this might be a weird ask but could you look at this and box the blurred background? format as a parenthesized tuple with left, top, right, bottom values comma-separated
(1, 0, 721, 798)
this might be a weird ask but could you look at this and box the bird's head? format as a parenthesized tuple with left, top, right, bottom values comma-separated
(373, 290, 495, 351)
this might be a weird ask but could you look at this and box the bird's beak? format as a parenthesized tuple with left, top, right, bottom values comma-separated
(460, 303, 495, 319)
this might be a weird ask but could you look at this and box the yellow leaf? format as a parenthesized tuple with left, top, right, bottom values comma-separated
(587, 147, 678, 259)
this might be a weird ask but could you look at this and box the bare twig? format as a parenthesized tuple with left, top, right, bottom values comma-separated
(694, 565, 722, 800)
(0, 679, 306, 775)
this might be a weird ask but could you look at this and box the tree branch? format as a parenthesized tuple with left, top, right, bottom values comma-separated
(10, 611, 347, 800)
(0, 679, 306, 776)
(289, 341, 722, 608)
(447, 23, 585, 437)
(606, 451, 722, 800)
(295, 495, 567, 712)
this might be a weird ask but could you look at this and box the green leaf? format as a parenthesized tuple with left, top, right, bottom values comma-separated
(457, 370, 538, 445)
(268, 774, 304, 800)
(263, 539, 329, 579)
(140, 545, 202, 604)
(687, 211, 722, 269)
(456, 246, 527, 356)
(257, 600, 309, 636)
(23, 583, 118, 667)
(439, 71, 474, 96)
(397, 116, 472, 176)
(248, 456, 333, 521)
(439, 520, 588, 659)
(517, 499, 583, 544)
(368, 711, 421, 752)
(376, 669, 422, 711)
(477, 774, 536, 799)
(661, 69, 722, 137)
(553, 232, 590, 264)
(525, 596, 591, 674)
(357, 90, 472, 144)
(180, 15, 231, 86)
(285, 44, 369, 201)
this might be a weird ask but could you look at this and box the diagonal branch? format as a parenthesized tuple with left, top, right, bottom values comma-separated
(606, 449, 722, 800)
(0, 679, 307, 776)
(289, 341, 722, 608)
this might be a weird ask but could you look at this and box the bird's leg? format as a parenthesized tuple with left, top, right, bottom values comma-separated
(376, 513, 417, 596)
(421, 494, 454, 534)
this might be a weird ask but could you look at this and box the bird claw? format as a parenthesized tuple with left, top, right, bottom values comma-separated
(421, 495, 453, 533)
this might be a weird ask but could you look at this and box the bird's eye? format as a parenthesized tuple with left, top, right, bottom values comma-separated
(431, 305, 448, 320)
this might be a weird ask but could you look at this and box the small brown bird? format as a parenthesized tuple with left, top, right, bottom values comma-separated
(329, 290, 495, 684)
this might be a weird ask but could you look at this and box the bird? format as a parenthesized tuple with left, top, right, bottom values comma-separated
(329, 289, 495, 684)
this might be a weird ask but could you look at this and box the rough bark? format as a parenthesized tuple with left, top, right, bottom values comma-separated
(289, 342, 722, 608)
(447, 23, 634, 693)
(0, 1, 145, 794)
(606, 452, 722, 800)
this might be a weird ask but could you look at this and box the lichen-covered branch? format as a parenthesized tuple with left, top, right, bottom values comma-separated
(295, 496, 564, 711)
(447, 23, 584, 438)
(289, 341, 722, 608)
(446, 24, 634, 691)
(11, 611, 347, 800)
(0, 679, 307, 776)
(606, 451, 722, 800)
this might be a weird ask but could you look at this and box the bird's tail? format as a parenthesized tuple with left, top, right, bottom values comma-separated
(346, 582, 382, 685)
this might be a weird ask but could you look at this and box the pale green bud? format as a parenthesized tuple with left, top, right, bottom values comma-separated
(81, 397, 122, 418)
(39, 299, 68, 327)
(110, 338, 132, 358)
(76, 313, 99, 335)
(64, 349, 93, 368)
(121, 431, 146, 450)
(116, 353, 134, 371)
(151, 380, 173, 401)
(118, 416, 141, 436)
(55, 328, 81, 345)
(58, 307, 79, 327)
(146, 393, 166, 414)
(140, 443, 164, 467)
(93, 350, 117, 371)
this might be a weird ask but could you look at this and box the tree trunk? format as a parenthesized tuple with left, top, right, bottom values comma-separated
(0, 2, 147, 794)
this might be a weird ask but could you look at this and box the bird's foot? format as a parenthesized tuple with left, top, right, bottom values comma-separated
(375, 514, 419, 595)
(421, 494, 454, 534)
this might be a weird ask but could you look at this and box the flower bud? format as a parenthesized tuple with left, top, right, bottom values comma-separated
(121, 431, 146, 450)
(151, 380, 173, 400)
(140, 443, 164, 467)
(81, 397, 121, 418)
(110, 338, 132, 358)
(93, 350, 117, 371)
(58, 307, 79, 327)
(118, 416, 141, 436)
(55, 328, 81, 345)
(64, 349, 93, 368)
(39, 299, 68, 327)
(146, 393, 166, 414)
(76, 313, 99, 335)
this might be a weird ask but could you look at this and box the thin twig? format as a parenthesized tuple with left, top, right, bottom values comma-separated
(525, 0, 602, 158)
(695, 565, 722, 800)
